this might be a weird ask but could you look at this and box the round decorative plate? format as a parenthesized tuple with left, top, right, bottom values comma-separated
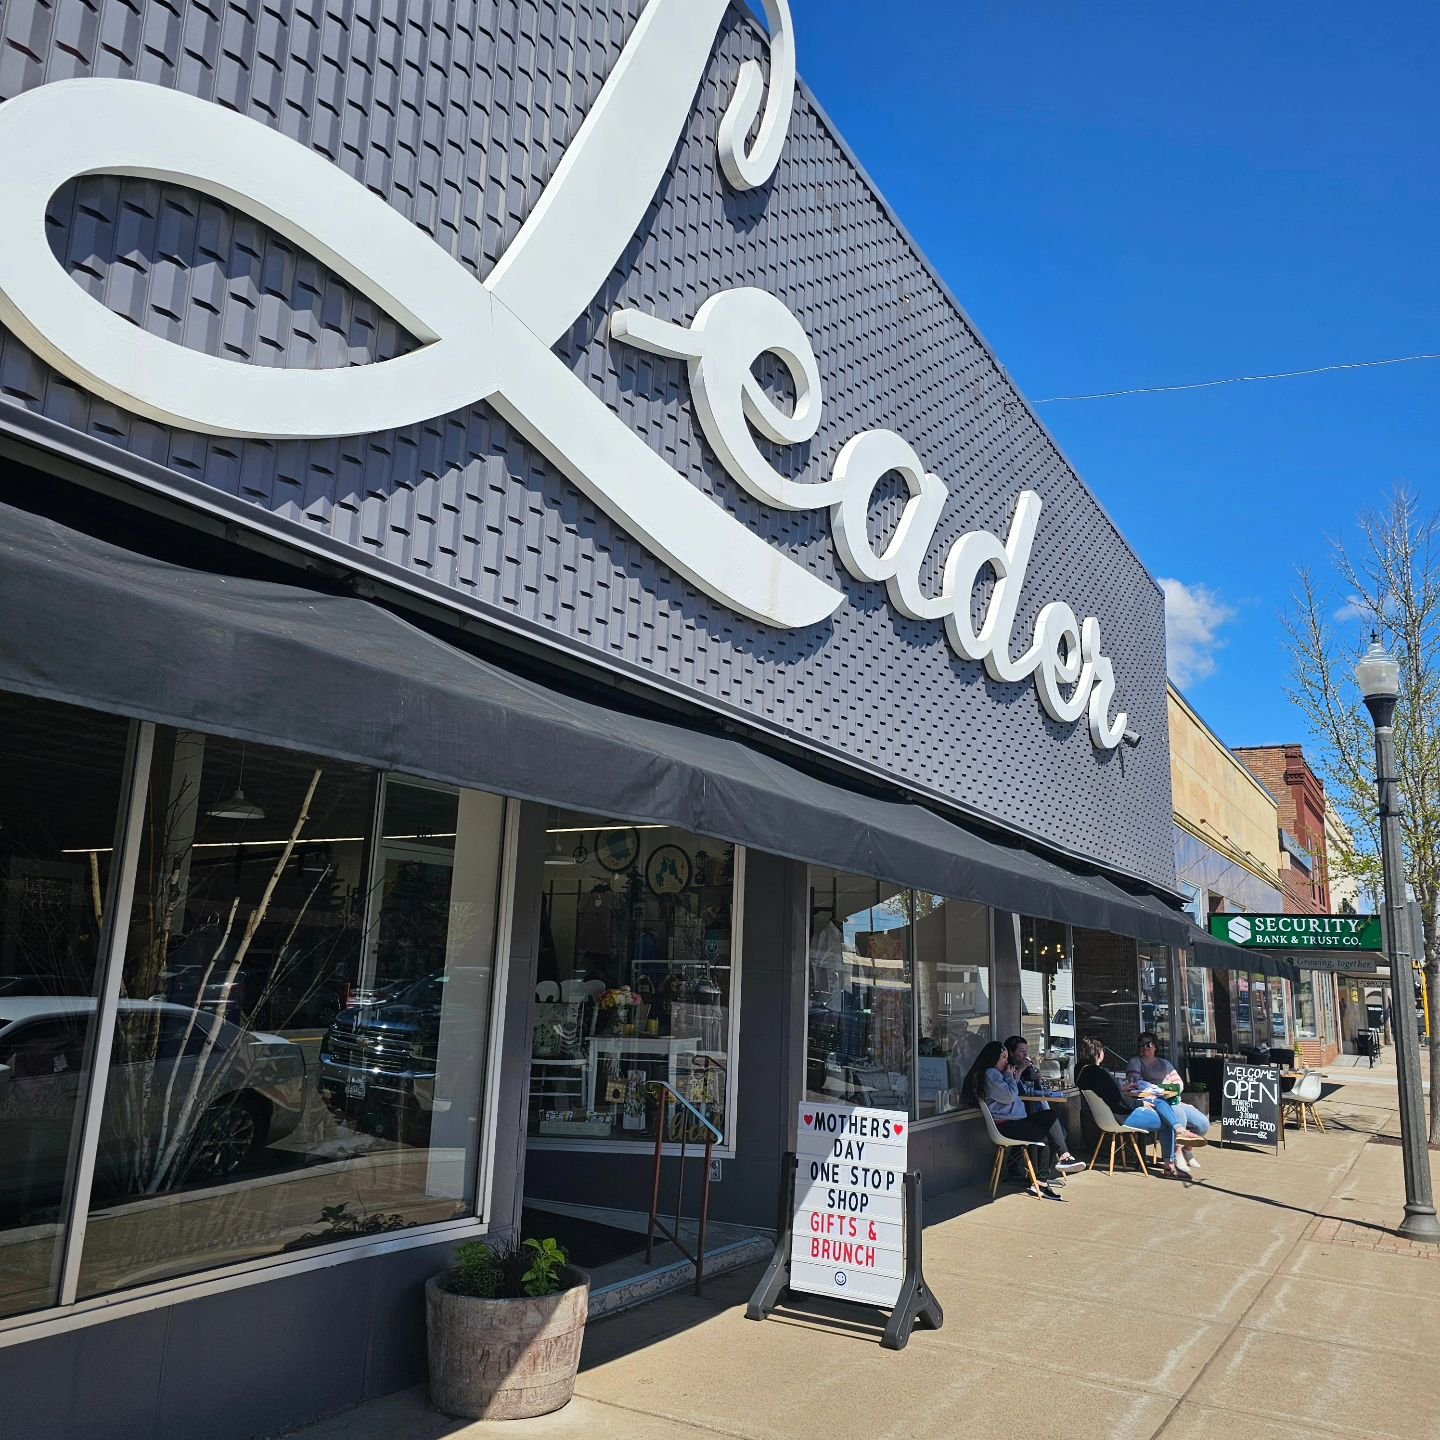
(645, 843, 691, 895)
(594, 826, 641, 872)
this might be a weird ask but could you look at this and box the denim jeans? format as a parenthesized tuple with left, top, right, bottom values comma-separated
(1173, 1102, 1210, 1138)
(1120, 1102, 1177, 1162)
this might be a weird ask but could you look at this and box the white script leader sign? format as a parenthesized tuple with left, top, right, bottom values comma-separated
(790, 1101, 907, 1308)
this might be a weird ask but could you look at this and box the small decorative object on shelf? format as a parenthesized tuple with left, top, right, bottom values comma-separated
(621, 1069, 648, 1131)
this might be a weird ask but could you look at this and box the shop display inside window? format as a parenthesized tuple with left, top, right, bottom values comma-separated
(527, 813, 736, 1145)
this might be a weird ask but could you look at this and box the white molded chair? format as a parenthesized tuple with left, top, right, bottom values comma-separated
(979, 1102, 1049, 1197)
(1080, 1089, 1153, 1176)
(1282, 1071, 1326, 1132)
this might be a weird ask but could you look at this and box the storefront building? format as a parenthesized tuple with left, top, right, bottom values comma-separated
(1232, 744, 1344, 1064)
(1168, 688, 1307, 1068)
(1322, 801, 1388, 1055)
(0, 4, 1198, 1435)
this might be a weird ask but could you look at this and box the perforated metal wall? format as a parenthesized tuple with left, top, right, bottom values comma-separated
(0, 0, 1176, 887)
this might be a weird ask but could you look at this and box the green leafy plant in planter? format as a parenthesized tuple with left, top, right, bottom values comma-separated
(427, 1236, 590, 1420)
(447, 1237, 570, 1298)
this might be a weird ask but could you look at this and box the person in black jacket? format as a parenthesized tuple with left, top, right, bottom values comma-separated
(1075, 1037, 1183, 1178)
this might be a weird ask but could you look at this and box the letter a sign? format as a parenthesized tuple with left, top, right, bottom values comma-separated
(791, 1102, 908, 1305)
(747, 1101, 942, 1348)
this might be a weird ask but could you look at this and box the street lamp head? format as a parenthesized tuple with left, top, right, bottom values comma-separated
(1355, 633, 1400, 725)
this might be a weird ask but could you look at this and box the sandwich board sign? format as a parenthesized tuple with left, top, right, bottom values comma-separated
(747, 1101, 942, 1349)
(791, 1102, 908, 1306)
(1221, 1062, 1282, 1152)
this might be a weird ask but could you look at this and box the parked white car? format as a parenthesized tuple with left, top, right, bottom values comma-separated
(0, 997, 304, 1212)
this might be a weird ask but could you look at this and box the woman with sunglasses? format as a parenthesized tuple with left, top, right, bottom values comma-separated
(1075, 1036, 1185, 1179)
(1126, 1031, 1210, 1173)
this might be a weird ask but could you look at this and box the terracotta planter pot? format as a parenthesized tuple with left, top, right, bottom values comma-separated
(426, 1267, 590, 1420)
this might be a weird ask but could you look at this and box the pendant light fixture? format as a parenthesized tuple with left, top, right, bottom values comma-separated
(208, 744, 266, 821)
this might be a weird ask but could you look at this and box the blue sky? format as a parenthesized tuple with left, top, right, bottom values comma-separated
(787, 0, 1438, 748)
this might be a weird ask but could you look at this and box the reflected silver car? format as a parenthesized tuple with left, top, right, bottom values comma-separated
(0, 997, 305, 1210)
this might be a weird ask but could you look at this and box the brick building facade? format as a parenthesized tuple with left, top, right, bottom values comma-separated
(1234, 745, 1331, 915)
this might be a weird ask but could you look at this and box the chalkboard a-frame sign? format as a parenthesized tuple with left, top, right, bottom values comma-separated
(1221, 1062, 1283, 1153)
(746, 1102, 943, 1349)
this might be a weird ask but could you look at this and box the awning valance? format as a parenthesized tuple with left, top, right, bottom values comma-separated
(1185, 924, 1300, 985)
(0, 497, 1194, 948)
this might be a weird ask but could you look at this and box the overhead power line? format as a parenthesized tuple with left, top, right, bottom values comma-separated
(1033, 351, 1440, 404)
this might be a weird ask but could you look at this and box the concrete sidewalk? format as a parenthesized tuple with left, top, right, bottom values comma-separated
(281, 1074, 1440, 1440)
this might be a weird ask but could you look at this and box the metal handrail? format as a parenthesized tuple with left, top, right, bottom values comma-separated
(650, 1079, 723, 1143)
(644, 1074, 721, 1294)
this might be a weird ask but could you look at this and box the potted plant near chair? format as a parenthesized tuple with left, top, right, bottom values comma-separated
(427, 1237, 589, 1420)
(1181, 1080, 1209, 1115)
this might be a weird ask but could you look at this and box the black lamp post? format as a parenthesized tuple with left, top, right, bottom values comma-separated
(1354, 634, 1440, 1241)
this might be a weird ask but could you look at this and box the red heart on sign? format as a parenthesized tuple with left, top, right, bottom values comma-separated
(802, 1113, 814, 1126)
(894, 1124, 905, 1136)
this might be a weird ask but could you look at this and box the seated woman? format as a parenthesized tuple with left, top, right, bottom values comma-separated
(1003, 1035, 1085, 1173)
(1074, 1037, 1185, 1179)
(1125, 1031, 1210, 1174)
(961, 1040, 1082, 1199)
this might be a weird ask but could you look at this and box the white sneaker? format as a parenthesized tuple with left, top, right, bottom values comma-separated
(1183, 1148, 1201, 1170)
(1173, 1151, 1191, 1175)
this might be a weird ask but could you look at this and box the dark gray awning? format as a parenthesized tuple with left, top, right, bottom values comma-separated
(1185, 924, 1300, 984)
(0, 498, 1193, 947)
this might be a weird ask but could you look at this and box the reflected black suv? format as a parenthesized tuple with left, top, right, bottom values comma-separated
(317, 973, 446, 1145)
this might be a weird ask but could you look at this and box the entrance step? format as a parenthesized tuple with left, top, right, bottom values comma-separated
(523, 1199, 774, 1318)
(589, 1232, 774, 1317)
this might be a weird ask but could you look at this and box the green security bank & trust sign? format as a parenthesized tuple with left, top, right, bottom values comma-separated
(1208, 914, 1383, 952)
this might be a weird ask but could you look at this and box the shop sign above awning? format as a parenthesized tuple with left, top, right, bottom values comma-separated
(1207, 913, 1383, 952)
(0, 499, 1194, 949)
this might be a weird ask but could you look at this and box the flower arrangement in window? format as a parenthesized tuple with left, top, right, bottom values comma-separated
(596, 987, 640, 1034)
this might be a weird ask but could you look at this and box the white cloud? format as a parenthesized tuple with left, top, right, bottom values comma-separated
(1333, 594, 1369, 624)
(1159, 578, 1236, 688)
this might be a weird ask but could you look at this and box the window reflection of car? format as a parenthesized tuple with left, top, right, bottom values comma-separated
(318, 972, 460, 1145)
(0, 998, 304, 1213)
(1049, 1007, 1076, 1056)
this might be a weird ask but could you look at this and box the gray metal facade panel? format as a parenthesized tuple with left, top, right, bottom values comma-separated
(0, 0, 1176, 887)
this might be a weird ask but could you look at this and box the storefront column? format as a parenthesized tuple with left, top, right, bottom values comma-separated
(484, 801, 549, 1236)
(724, 854, 808, 1226)
(991, 911, 1024, 1038)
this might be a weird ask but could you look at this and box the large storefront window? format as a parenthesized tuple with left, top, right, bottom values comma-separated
(1139, 944, 1172, 1056)
(807, 869, 989, 1119)
(1296, 972, 1320, 1040)
(1072, 928, 1141, 1061)
(526, 813, 738, 1146)
(1184, 961, 1216, 1044)
(0, 695, 133, 1319)
(1020, 917, 1071, 1067)
(70, 730, 506, 1300)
